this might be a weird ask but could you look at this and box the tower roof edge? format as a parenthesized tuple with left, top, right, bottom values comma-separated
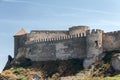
(14, 28, 27, 36)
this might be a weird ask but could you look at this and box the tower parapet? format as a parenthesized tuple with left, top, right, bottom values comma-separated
(86, 29, 103, 35)
(105, 30, 120, 35)
(69, 25, 90, 35)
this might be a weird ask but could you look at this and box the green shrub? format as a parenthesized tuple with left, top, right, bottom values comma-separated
(13, 67, 25, 74)
(104, 74, 120, 80)
(17, 76, 27, 80)
(47, 77, 60, 80)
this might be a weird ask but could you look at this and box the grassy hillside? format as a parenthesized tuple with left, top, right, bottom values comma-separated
(1, 64, 120, 80)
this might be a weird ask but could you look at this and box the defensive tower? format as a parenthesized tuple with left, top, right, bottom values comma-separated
(84, 29, 103, 68)
(14, 28, 27, 57)
(69, 25, 90, 36)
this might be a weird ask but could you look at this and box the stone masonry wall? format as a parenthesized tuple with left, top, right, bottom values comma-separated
(25, 37, 86, 61)
(103, 31, 120, 51)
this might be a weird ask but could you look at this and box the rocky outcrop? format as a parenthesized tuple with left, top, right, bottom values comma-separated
(3, 55, 13, 70)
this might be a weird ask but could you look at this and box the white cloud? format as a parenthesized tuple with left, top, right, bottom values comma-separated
(95, 20, 120, 26)
(0, 0, 29, 3)
(70, 8, 120, 16)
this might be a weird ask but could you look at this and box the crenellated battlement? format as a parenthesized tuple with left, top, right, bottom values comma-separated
(26, 32, 86, 44)
(86, 29, 103, 35)
(24, 26, 90, 44)
(105, 30, 120, 35)
(25, 27, 104, 44)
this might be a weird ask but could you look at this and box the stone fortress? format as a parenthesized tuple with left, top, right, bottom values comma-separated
(14, 26, 120, 68)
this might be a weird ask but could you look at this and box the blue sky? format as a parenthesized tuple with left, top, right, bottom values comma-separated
(0, 0, 120, 72)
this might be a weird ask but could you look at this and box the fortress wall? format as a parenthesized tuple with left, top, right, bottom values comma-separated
(25, 43, 56, 61)
(25, 37, 86, 61)
(103, 31, 120, 51)
(55, 37, 86, 60)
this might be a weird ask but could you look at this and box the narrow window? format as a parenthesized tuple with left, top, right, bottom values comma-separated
(95, 41, 98, 48)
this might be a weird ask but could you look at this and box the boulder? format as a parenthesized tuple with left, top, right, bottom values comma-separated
(83, 58, 94, 69)
(111, 53, 120, 71)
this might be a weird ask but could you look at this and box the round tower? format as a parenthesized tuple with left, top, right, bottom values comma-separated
(83, 29, 103, 69)
(69, 25, 90, 35)
(14, 28, 27, 57)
